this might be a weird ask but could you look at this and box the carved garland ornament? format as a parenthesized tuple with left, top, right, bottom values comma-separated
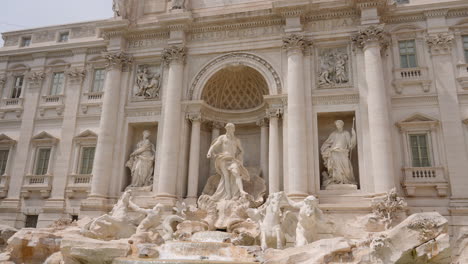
(66, 68, 86, 83)
(162, 46, 186, 65)
(189, 53, 282, 99)
(351, 24, 389, 50)
(27, 71, 46, 87)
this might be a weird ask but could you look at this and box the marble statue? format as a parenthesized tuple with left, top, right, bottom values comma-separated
(249, 192, 296, 250)
(112, 0, 127, 17)
(129, 201, 164, 234)
(292, 196, 323, 247)
(320, 119, 356, 188)
(81, 190, 141, 240)
(136, 66, 161, 99)
(126, 130, 155, 188)
(206, 123, 250, 201)
(171, 0, 186, 10)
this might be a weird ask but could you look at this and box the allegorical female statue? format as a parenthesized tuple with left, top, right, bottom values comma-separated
(126, 130, 155, 187)
(206, 123, 250, 200)
(320, 120, 356, 187)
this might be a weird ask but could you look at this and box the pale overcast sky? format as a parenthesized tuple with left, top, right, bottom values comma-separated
(0, 0, 114, 45)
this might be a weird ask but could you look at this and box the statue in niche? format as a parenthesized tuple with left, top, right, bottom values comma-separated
(320, 119, 357, 188)
(318, 48, 349, 87)
(126, 130, 155, 188)
(136, 66, 161, 99)
(171, 0, 186, 10)
(206, 123, 250, 201)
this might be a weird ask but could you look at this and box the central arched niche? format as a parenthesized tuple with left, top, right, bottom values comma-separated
(201, 65, 268, 111)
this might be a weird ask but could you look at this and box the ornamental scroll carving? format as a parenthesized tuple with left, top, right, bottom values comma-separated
(351, 24, 389, 50)
(134, 65, 162, 100)
(282, 34, 309, 52)
(162, 46, 186, 65)
(318, 47, 350, 88)
(66, 68, 86, 83)
(426, 33, 454, 54)
(104, 52, 133, 70)
(27, 71, 46, 87)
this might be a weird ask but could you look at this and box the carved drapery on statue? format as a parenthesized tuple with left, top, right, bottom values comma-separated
(320, 120, 357, 188)
(126, 130, 155, 188)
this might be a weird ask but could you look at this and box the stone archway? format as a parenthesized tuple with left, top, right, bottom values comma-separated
(189, 53, 282, 100)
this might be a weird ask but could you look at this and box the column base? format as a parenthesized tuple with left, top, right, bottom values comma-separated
(155, 193, 178, 206)
(287, 192, 309, 201)
(80, 196, 116, 218)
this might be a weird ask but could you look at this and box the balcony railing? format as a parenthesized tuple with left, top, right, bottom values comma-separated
(86, 92, 103, 101)
(21, 174, 52, 198)
(0, 98, 24, 108)
(0, 175, 10, 198)
(392, 67, 431, 93)
(66, 174, 92, 198)
(402, 167, 448, 196)
(456, 64, 468, 89)
(42, 95, 64, 104)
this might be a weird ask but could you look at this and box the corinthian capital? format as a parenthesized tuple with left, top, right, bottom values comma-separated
(103, 52, 133, 70)
(351, 25, 389, 50)
(282, 34, 309, 53)
(66, 67, 86, 83)
(426, 33, 454, 55)
(162, 46, 186, 65)
(27, 71, 46, 87)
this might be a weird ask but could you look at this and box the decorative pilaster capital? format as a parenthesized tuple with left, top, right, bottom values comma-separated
(282, 34, 309, 53)
(266, 107, 283, 119)
(256, 118, 269, 127)
(26, 71, 46, 87)
(162, 46, 186, 65)
(426, 33, 454, 55)
(351, 24, 389, 50)
(186, 112, 203, 122)
(103, 51, 133, 70)
(66, 67, 86, 84)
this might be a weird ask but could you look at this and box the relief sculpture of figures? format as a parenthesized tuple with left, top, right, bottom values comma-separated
(318, 48, 349, 88)
(206, 123, 250, 201)
(320, 119, 357, 188)
(171, 0, 186, 10)
(126, 130, 155, 188)
(136, 66, 161, 99)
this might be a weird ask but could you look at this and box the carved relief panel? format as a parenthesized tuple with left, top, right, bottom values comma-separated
(316, 46, 352, 89)
(132, 64, 163, 101)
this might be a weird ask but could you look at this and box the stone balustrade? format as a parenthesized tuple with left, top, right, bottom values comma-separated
(402, 167, 448, 197)
(456, 63, 468, 89)
(0, 175, 10, 198)
(66, 174, 92, 198)
(21, 174, 53, 198)
(392, 67, 431, 93)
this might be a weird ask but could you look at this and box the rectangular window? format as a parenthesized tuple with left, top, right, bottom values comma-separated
(35, 148, 51, 175)
(79, 146, 95, 175)
(463, 36, 468, 63)
(11, 75, 24, 98)
(50, 72, 65, 95)
(25, 215, 38, 228)
(92, 69, 105, 92)
(409, 134, 431, 167)
(399, 40, 417, 68)
(20, 37, 31, 47)
(0, 149, 9, 175)
(58, 32, 69, 43)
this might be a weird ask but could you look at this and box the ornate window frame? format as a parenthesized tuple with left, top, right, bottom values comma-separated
(66, 130, 97, 198)
(396, 113, 448, 196)
(453, 20, 468, 90)
(80, 58, 107, 114)
(22, 132, 59, 199)
(0, 134, 16, 198)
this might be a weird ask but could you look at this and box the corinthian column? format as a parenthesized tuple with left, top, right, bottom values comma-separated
(283, 35, 308, 199)
(186, 113, 202, 204)
(352, 25, 394, 193)
(156, 46, 186, 201)
(426, 33, 468, 202)
(89, 52, 132, 198)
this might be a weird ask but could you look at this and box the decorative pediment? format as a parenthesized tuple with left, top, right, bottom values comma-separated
(0, 134, 16, 146)
(397, 113, 439, 131)
(31, 131, 59, 146)
(74, 130, 97, 144)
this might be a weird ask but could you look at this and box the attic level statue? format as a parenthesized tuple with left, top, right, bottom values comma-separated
(320, 119, 357, 188)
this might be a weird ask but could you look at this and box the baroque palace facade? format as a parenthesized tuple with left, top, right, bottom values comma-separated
(0, 0, 467, 237)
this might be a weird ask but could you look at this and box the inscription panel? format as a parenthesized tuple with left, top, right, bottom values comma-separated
(306, 17, 358, 32)
(188, 25, 283, 42)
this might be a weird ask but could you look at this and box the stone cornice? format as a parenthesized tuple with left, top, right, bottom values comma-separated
(351, 24, 389, 50)
(355, 0, 387, 9)
(189, 18, 284, 34)
(304, 9, 358, 22)
(423, 9, 449, 18)
(381, 14, 426, 24)
(162, 46, 186, 65)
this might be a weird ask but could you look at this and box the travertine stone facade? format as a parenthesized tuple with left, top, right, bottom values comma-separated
(0, 0, 467, 240)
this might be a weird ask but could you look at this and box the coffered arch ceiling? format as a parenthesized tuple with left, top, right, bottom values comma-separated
(202, 65, 268, 111)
